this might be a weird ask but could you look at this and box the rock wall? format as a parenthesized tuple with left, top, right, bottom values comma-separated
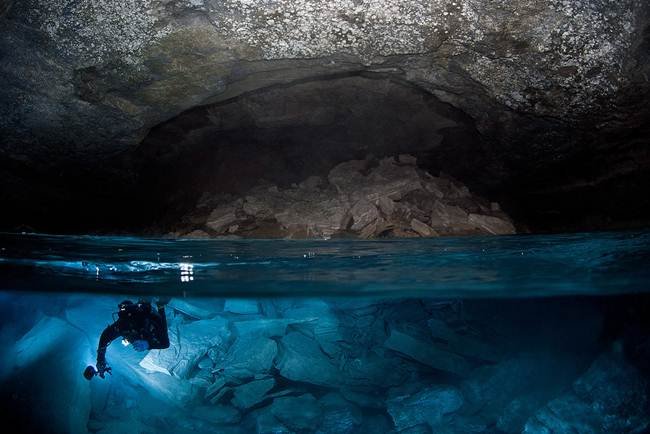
(171, 155, 516, 239)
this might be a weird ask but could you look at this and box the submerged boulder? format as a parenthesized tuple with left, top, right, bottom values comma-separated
(387, 385, 464, 431)
(139, 317, 230, 378)
(269, 394, 323, 432)
(275, 331, 339, 386)
(218, 336, 277, 379)
(317, 393, 363, 434)
(224, 299, 260, 315)
(384, 327, 474, 376)
(192, 405, 241, 425)
(523, 351, 650, 433)
(231, 377, 276, 409)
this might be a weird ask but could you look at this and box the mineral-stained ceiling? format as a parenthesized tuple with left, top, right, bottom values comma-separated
(0, 0, 648, 232)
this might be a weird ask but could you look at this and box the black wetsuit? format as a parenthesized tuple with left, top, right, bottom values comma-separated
(96, 302, 170, 373)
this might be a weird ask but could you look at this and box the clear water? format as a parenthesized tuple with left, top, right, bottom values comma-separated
(1, 231, 649, 434)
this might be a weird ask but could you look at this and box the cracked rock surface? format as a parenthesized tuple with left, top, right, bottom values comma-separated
(6, 294, 649, 433)
(171, 155, 515, 239)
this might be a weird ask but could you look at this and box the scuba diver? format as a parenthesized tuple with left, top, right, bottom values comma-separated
(84, 298, 170, 380)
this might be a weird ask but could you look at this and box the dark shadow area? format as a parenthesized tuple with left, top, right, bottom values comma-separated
(0, 73, 648, 234)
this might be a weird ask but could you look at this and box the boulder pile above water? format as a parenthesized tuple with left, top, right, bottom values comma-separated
(173, 155, 516, 239)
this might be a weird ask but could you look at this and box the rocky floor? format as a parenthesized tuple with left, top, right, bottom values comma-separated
(4, 294, 647, 434)
(170, 155, 516, 239)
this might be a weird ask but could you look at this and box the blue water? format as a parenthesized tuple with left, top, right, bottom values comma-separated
(1, 231, 649, 434)
(1, 230, 649, 297)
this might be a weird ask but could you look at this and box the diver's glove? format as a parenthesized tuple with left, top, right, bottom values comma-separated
(96, 360, 112, 378)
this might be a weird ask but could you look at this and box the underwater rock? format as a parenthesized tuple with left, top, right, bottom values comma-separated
(218, 336, 277, 379)
(340, 387, 386, 409)
(197, 356, 213, 370)
(386, 385, 464, 431)
(14, 316, 76, 368)
(275, 331, 339, 386)
(231, 318, 299, 339)
(192, 405, 241, 425)
(269, 394, 323, 431)
(461, 353, 583, 433)
(168, 299, 221, 320)
(91, 416, 154, 434)
(12, 316, 92, 434)
(224, 299, 260, 315)
(252, 408, 291, 434)
(384, 327, 473, 376)
(317, 393, 363, 434)
(139, 317, 230, 378)
(231, 377, 276, 409)
(205, 375, 236, 403)
(523, 351, 650, 433)
(427, 318, 500, 363)
(281, 300, 342, 356)
(191, 368, 213, 389)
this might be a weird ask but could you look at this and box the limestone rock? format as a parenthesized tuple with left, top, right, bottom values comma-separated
(139, 317, 230, 378)
(168, 299, 221, 320)
(231, 377, 275, 409)
(224, 299, 260, 315)
(232, 318, 300, 339)
(318, 393, 363, 434)
(192, 405, 241, 425)
(269, 394, 323, 432)
(398, 154, 417, 165)
(299, 176, 324, 190)
(275, 331, 339, 386)
(410, 219, 437, 237)
(350, 199, 380, 231)
(384, 327, 473, 376)
(206, 204, 242, 233)
(327, 160, 369, 194)
(180, 230, 211, 239)
(387, 385, 464, 431)
(218, 336, 277, 379)
(429, 202, 470, 232)
(275, 196, 350, 239)
(377, 196, 396, 217)
(193, 155, 515, 239)
(427, 319, 500, 363)
(468, 214, 516, 235)
(523, 352, 650, 434)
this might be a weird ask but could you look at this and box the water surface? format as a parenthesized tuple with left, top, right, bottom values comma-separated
(1, 231, 649, 434)
(1, 230, 649, 297)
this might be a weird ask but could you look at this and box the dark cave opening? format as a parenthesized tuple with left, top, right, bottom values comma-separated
(1, 73, 648, 235)
(131, 74, 495, 234)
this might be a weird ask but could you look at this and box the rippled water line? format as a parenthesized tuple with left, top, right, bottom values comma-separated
(0, 230, 649, 298)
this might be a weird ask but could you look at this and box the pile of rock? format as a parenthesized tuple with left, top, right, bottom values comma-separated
(13, 295, 648, 433)
(102, 297, 648, 434)
(174, 155, 516, 239)
(133, 298, 503, 433)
